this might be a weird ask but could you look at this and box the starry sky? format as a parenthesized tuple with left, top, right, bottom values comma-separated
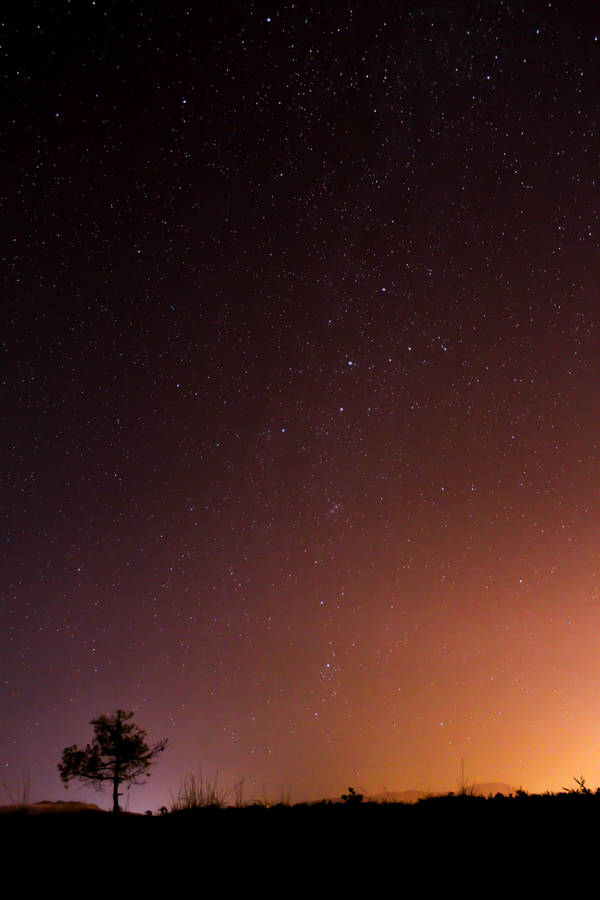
(2, 1, 600, 811)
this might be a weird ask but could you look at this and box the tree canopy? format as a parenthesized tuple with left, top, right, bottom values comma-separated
(58, 709, 168, 813)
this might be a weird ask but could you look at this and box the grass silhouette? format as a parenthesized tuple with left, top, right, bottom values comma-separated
(169, 771, 246, 811)
(1, 771, 31, 811)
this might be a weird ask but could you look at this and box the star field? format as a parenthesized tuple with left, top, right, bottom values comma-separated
(2, 1, 600, 809)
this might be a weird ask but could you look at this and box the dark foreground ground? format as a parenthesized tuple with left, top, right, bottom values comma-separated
(3, 793, 597, 890)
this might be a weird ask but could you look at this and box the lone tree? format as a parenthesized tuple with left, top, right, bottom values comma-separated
(58, 709, 168, 814)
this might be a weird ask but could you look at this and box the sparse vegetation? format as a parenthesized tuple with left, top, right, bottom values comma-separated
(341, 786, 364, 804)
(562, 775, 597, 795)
(169, 771, 246, 811)
(2, 770, 31, 810)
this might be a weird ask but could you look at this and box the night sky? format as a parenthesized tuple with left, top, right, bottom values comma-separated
(3, 1, 600, 812)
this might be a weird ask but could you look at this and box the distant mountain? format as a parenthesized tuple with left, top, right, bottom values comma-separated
(0, 800, 104, 814)
(372, 790, 428, 804)
(469, 783, 518, 797)
(370, 783, 518, 803)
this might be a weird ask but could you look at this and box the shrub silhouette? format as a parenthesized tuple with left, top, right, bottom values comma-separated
(341, 786, 363, 804)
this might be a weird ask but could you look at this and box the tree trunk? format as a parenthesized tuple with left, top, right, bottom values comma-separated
(112, 770, 120, 814)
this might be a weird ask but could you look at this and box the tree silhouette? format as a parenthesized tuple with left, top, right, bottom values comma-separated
(58, 709, 168, 813)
